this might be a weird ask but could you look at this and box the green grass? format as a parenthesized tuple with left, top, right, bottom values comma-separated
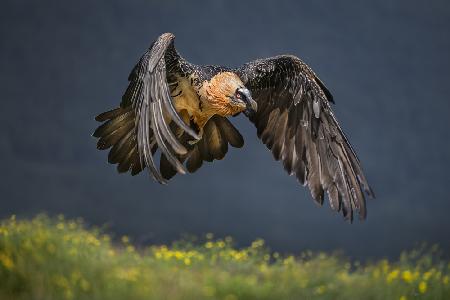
(0, 215, 448, 300)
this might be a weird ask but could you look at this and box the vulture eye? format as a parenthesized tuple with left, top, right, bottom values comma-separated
(236, 92, 241, 99)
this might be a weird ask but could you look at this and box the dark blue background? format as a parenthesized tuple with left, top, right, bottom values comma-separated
(1, 0, 449, 259)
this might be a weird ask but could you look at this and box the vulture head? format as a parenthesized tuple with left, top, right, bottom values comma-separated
(201, 72, 257, 117)
(234, 87, 258, 117)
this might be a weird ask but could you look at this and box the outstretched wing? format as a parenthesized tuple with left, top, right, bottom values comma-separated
(95, 33, 199, 183)
(94, 33, 245, 183)
(236, 55, 374, 221)
(127, 33, 202, 183)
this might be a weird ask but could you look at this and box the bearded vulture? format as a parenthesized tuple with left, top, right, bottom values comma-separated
(93, 33, 374, 221)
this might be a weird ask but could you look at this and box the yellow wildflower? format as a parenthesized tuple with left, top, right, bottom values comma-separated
(386, 269, 400, 283)
(115, 267, 139, 281)
(338, 271, 351, 283)
(399, 296, 407, 300)
(402, 270, 413, 283)
(121, 235, 130, 244)
(259, 263, 269, 273)
(174, 251, 183, 259)
(232, 251, 247, 261)
(0, 253, 14, 270)
(54, 275, 70, 289)
(283, 255, 295, 266)
(0, 227, 8, 236)
(423, 270, 433, 281)
(418, 281, 427, 294)
(68, 221, 77, 230)
(443, 275, 449, 285)
(86, 235, 100, 247)
(251, 239, 264, 248)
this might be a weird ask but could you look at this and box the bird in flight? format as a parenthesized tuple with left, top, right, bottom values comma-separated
(93, 33, 374, 221)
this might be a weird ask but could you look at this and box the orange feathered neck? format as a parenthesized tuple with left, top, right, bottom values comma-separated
(200, 72, 245, 117)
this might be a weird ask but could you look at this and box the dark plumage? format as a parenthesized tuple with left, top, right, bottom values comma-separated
(93, 33, 374, 221)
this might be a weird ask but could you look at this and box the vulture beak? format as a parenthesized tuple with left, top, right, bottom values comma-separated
(239, 88, 258, 117)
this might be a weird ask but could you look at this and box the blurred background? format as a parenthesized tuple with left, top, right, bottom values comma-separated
(1, 0, 449, 260)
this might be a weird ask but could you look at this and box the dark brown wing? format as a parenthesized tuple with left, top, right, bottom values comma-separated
(236, 55, 374, 221)
(94, 33, 199, 183)
(93, 33, 244, 183)
(159, 115, 244, 180)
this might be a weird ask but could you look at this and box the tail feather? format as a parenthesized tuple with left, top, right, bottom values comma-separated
(95, 108, 124, 122)
(93, 109, 133, 137)
(117, 147, 137, 173)
(204, 119, 228, 160)
(108, 130, 135, 164)
(185, 115, 243, 174)
(159, 115, 245, 180)
(94, 107, 142, 175)
(96, 121, 134, 150)
(186, 146, 203, 173)
(215, 116, 244, 148)
(94, 109, 244, 180)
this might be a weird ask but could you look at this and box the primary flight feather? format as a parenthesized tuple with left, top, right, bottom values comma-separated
(93, 33, 374, 221)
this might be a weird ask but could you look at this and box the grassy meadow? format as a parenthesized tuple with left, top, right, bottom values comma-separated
(0, 215, 448, 300)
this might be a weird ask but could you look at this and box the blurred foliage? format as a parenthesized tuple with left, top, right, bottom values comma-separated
(0, 215, 448, 300)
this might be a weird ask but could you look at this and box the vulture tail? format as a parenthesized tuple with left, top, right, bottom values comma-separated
(164, 115, 244, 179)
(94, 110, 244, 180)
(93, 107, 145, 176)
